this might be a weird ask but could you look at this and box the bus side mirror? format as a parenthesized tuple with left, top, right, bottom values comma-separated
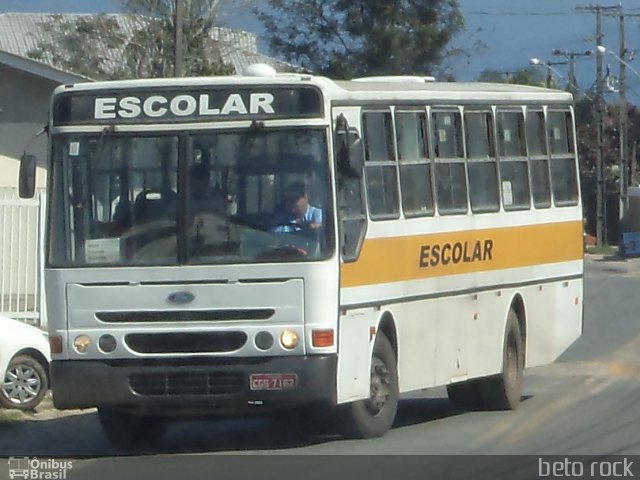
(335, 114, 364, 178)
(19, 153, 37, 199)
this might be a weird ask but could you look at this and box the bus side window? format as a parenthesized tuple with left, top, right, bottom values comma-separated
(465, 110, 499, 213)
(432, 111, 467, 214)
(396, 110, 434, 217)
(362, 110, 400, 220)
(497, 110, 530, 210)
(526, 109, 552, 208)
(548, 110, 579, 206)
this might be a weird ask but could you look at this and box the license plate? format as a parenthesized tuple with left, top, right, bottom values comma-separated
(250, 373, 298, 391)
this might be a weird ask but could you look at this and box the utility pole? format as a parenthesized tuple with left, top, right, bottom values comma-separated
(530, 58, 566, 88)
(545, 60, 568, 88)
(618, 8, 628, 222)
(174, 0, 184, 77)
(601, 7, 640, 231)
(577, 4, 620, 246)
(552, 49, 593, 95)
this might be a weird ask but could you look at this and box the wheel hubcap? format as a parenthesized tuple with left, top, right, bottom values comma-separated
(366, 356, 390, 416)
(2, 365, 41, 406)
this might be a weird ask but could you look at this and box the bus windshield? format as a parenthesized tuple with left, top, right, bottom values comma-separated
(48, 128, 333, 267)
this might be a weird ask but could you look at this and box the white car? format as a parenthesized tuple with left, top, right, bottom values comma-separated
(0, 315, 50, 410)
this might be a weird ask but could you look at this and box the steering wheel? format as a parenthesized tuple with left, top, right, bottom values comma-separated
(271, 222, 303, 234)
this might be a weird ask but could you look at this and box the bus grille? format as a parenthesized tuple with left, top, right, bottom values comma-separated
(125, 332, 247, 354)
(129, 371, 244, 396)
(96, 309, 274, 322)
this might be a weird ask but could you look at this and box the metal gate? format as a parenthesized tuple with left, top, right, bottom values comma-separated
(0, 188, 46, 326)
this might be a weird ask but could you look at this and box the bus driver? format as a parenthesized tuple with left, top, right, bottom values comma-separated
(272, 181, 322, 235)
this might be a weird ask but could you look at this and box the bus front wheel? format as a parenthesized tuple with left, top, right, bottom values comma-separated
(340, 334, 399, 439)
(480, 310, 524, 410)
(98, 407, 168, 450)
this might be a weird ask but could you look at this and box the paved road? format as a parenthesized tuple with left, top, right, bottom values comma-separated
(1, 254, 639, 479)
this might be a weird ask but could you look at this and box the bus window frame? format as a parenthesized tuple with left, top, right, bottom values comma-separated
(496, 107, 531, 212)
(463, 106, 500, 214)
(431, 106, 469, 216)
(394, 106, 435, 219)
(334, 112, 368, 263)
(525, 107, 553, 209)
(547, 107, 580, 207)
(361, 108, 401, 221)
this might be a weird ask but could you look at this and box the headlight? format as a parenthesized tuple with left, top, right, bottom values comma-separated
(73, 335, 92, 353)
(280, 330, 299, 350)
(98, 334, 117, 353)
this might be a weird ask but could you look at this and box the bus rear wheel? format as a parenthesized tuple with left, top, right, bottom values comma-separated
(98, 407, 168, 450)
(340, 334, 398, 439)
(480, 310, 524, 410)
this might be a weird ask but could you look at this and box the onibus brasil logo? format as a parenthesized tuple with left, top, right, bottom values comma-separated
(8, 457, 73, 479)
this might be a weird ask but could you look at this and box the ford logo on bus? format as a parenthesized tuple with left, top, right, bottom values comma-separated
(167, 291, 195, 305)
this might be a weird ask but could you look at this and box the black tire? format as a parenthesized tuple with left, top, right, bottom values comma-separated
(341, 334, 399, 439)
(0, 354, 48, 411)
(479, 310, 524, 410)
(446, 379, 484, 411)
(98, 407, 168, 450)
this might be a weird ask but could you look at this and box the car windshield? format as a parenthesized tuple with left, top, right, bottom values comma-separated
(48, 128, 333, 267)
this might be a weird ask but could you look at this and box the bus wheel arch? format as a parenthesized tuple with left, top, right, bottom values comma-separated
(377, 311, 398, 359)
(340, 311, 399, 439)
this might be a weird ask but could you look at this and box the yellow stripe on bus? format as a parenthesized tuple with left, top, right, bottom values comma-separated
(340, 221, 583, 288)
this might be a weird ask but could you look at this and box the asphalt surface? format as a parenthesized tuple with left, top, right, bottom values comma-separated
(1, 253, 639, 480)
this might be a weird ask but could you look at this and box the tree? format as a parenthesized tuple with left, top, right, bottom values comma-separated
(28, 14, 129, 80)
(256, 0, 464, 78)
(28, 0, 235, 80)
(476, 68, 547, 87)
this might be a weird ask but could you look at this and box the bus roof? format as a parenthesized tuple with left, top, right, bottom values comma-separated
(55, 70, 574, 104)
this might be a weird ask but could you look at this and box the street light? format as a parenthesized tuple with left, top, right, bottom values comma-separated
(597, 45, 640, 78)
(530, 58, 567, 88)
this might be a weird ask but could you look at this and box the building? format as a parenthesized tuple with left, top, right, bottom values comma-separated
(0, 12, 286, 325)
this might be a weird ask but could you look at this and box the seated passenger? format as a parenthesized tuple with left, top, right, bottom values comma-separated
(272, 181, 322, 235)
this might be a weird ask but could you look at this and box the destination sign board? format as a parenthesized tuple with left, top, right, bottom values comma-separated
(52, 86, 323, 125)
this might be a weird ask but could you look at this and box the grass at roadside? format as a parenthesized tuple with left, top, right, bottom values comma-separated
(586, 244, 618, 256)
(0, 408, 24, 427)
(0, 393, 54, 427)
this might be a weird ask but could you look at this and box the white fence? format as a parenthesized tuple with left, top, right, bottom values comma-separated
(0, 188, 46, 326)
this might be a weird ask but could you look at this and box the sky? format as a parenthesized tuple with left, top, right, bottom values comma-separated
(2, 0, 640, 102)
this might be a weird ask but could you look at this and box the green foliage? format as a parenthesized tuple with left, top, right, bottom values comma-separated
(120, 0, 234, 78)
(27, 1, 234, 80)
(477, 68, 547, 87)
(28, 14, 128, 80)
(256, 0, 464, 78)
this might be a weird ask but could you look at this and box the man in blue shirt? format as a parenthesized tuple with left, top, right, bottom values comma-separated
(272, 181, 322, 235)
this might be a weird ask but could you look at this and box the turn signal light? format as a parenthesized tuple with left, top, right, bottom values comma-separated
(312, 329, 334, 347)
(49, 335, 63, 354)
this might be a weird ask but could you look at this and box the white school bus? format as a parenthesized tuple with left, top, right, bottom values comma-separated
(21, 65, 583, 447)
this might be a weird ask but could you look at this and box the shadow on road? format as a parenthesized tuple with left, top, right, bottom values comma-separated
(0, 396, 466, 457)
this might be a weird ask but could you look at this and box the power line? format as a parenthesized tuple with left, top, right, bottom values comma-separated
(462, 10, 576, 16)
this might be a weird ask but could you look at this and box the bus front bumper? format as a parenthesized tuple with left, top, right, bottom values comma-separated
(50, 355, 337, 415)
